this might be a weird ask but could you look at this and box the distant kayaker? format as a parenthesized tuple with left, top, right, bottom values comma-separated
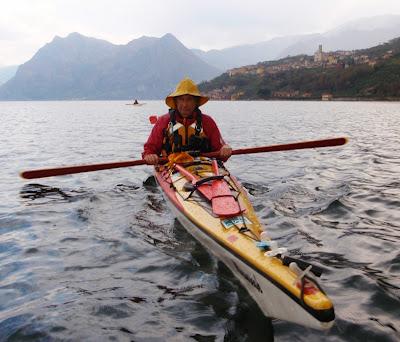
(133, 99, 139, 104)
(143, 78, 232, 164)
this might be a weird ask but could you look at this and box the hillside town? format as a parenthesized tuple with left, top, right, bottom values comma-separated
(204, 45, 395, 100)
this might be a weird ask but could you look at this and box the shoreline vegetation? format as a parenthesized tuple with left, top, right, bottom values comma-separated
(199, 37, 400, 102)
(203, 96, 400, 101)
(213, 97, 400, 101)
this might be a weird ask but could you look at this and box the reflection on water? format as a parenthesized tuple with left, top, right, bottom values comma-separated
(0, 100, 399, 341)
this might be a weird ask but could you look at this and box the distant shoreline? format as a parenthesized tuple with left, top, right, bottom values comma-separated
(208, 97, 400, 102)
(0, 97, 399, 102)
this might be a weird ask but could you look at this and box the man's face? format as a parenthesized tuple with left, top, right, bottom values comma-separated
(175, 95, 197, 118)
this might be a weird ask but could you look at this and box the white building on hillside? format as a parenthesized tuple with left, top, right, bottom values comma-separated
(314, 44, 326, 63)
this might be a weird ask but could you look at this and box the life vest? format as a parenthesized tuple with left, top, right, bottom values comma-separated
(162, 109, 210, 156)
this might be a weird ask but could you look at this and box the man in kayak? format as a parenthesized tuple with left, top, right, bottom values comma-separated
(143, 78, 232, 164)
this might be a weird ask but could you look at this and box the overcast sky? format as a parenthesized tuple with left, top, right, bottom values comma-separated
(1, 0, 400, 66)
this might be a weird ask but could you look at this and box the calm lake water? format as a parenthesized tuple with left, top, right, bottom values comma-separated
(0, 100, 399, 341)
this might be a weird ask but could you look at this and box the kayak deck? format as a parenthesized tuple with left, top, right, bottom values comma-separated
(154, 157, 334, 329)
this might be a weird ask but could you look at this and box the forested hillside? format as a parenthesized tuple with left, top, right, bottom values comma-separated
(199, 38, 400, 100)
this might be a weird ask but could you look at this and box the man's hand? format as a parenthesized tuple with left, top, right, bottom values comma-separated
(144, 154, 159, 165)
(219, 144, 232, 159)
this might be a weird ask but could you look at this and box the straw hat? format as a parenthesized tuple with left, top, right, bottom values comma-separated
(165, 78, 209, 109)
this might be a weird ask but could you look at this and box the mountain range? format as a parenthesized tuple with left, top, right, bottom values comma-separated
(0, 33, 220, 100)
(192, 15, 400, 69)
(0, 65, 18, 86)
(1, 14, 400, 100)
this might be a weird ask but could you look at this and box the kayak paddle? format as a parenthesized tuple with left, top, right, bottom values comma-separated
(20, 137, 348, 179)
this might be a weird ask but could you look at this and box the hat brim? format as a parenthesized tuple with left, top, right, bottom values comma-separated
(165, 95, 209, 109)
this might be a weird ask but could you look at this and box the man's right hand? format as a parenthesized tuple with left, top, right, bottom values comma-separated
(144, 154, 159, 165)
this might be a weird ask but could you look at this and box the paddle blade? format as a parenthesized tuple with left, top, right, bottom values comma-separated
(203, 137, 348, 159)
(211, 180, 241, 217)
(210, 160, 241, 217)
(232, 137, 348, 155)
(174, 164, 213, 200)
(20, 159, 147, 179)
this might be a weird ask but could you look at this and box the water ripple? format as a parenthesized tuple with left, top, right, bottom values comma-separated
(1, 100, 400, 341)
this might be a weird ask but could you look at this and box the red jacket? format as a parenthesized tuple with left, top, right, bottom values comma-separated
(143, 111, 226, 156)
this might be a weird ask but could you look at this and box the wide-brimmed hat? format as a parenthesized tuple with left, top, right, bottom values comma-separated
(165, 78, 209, 109)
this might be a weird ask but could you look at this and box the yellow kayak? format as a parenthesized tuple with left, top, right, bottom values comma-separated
(154, 155, 335, 330)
